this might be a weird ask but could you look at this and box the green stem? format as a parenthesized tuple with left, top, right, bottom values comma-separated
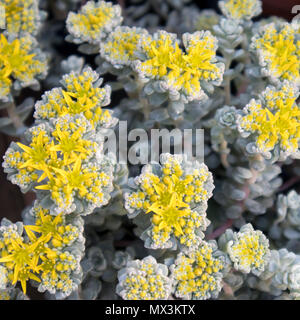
(6, 101, 27, 143)
(224, 58, 232, 105)
(220, 136, 230, 168)
(6, 101, 24, 130)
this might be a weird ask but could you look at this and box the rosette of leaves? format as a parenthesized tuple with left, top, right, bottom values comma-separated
(212, 18, 247, 105)
(270, 190, 300, 246)
(3, 114, 116, 216)
(248, 248, 300, 297)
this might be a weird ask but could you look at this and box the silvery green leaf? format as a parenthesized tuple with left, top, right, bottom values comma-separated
(223, 69, 235, 79)
(112, 251, 131, 269)
(88, 247, 107, 277)
(269, 224, 282, 240)
(101, 269, 116, 283)
(81, 277, 102, 300)
(233, 49, 246, 60)
(245, 199, 266, 215)
(249, 183, 264, 196)
(283, 228, 300, 240)
(78, 43, 100, 55)
(270, 178, 283, 190)
(0, 100, 12, 110)
(81, 258, 93, 277)
(168, 100, 185, 115)
(222, 47, 235, 57)
(124, 80, 138, 93)
(104, 216, 122, 231)
(229, 189, 246, 201)
(148, 93, 168, 106)
(29, 82, 41, 91)
(0, 124, 26, 136)
(144, 82, 154, 95)
(223, 273, 244, 291)
(235, 167, 253, 179)
(287, 190, 300, 210)
(152, 81, 168, 93)
(0, 117, 12, 128)
(61, 55, 84, 73)
(128, 3, 149, 19)
(246, 66, 261, 78)
(226, 205, 243, 219)
(201, 81, 214, 94)
(276, 194, 288, 222)
(149, 108, 169, 121)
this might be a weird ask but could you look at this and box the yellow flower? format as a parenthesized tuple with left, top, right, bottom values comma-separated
(0, 236, 43, 293)
(238, 83, 300, 156)
(0, 66, 12, 98)
(34, 67, 114, 130)
(4, 114, 114, 213)
(125, 154, 213, 249)
(66, 0, 122, 44)
(50, 124, 95, 165)
(219, 0, 262, 21)
(227, 224, 270, 274)
(135, 30, 224, 101)
(39, 249, 78, 295)
(16, 128, 54, 181)
(171, 241, 224, 300)
(101, 26, 149, 66)
(117, 256, 171, 300)
(251, 22, 300, 85)
(2, 0, 41, 35)
(0, 33, 47, 98)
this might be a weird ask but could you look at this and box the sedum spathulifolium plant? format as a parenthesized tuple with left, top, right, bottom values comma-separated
(0, 0, 300, 301)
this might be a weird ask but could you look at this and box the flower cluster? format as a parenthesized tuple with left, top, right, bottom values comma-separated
(124, 153, 214, 250)
(3, 114, 115, 215)
(134, 30, 224, 102)
(225, 224, 270, 275)
(237, 82, 300, 160)
(2, 0, 42, 36)
(25, 201, 84, 250)
(0, 33, 48, 99)
(219, 0, 262, 21)
(25, 201, 84, 297)
(116, 256, 172, 300)
(100, 26, 149, 68)
(0, 201, 84, 297)
(170, 241, 224, 300)
(66, 0, 122, 45)
(34, 67, 117, 131)
(251, 21, 300, 85)
(0, 220, 24, 288)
